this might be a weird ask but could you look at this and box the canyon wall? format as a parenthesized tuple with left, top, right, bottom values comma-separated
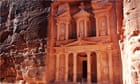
(120, 0, 140, 84)
(0, 0, 51, 83)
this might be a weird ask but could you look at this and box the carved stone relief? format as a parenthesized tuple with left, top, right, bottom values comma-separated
(59, 23, 66, 40)
(99, 16, 107, 36)
(79, 20, 85, 38)
(100, 52, 109, 83)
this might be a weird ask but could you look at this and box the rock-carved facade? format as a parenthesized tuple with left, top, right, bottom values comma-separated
(46, 1, 122, 84)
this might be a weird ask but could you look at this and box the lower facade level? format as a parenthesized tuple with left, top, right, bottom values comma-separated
(46, 44, 122, 84)
(55, 51, 112, 84)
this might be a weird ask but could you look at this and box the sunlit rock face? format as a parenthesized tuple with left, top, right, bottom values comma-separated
(0, 0, 51, 83)
(120, 0, 140, 84)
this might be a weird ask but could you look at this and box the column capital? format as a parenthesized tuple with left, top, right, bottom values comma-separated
(107, 48, 113, 55)
(96, 50, 102, 55)
(66, 22, 70, 25)
(73, 53, 77, 56)
(107, 45, 113, 50)
(64, 52, 69, 55)
(107, 50, 112, 55)
(55, 53, 61, 56)
(86, 51, 91, 55)
(96, 50, 107, 55)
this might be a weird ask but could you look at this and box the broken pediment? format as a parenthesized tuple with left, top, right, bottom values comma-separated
(56, 11, 71, 18)
(64, 38, 96, 47)
(56, 5, 71, 22)
(55, 11, 71, 22)
(91, 0, 112, 10)
(73, 2, 91, 19)
(56, 3, 70, 16)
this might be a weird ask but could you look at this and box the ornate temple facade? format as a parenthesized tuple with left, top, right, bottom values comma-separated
(46, 0, 122, 84)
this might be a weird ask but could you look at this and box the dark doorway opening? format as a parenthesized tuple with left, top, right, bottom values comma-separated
(91, 52, 97, 83)
(82, 61, 87, 79)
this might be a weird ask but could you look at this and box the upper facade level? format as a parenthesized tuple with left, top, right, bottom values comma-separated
(49, 1, 113, 46)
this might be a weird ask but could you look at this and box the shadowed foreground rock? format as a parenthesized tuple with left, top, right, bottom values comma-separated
(0, 0, 51, 83)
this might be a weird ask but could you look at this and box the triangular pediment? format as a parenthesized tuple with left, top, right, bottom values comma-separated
(56, 11, 71, 21)
(64, 38, 96, 47)
(73, 9, 90, 18)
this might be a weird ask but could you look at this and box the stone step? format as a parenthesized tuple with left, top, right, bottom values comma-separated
(52, 81, 78, 84)
(52, 81, 97, 84)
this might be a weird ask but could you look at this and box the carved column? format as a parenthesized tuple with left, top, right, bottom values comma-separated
(73, 53, 77, 82)
(56, 23, 60, 40)
(95, 16, 99, 36)
(85, 19, 88, 37)
(65, 53, 69, 81)
(87, 52, 91, 83)
(77, 20, 79, 38)
(96, 51, 101, 83)
(56, 54, 60, 81)
(107, 15, 110, 35)
(108, 50, 114, 84)
(66, 23, 69, 40)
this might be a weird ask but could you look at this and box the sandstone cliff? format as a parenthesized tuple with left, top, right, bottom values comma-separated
(0, 0, 51, 83)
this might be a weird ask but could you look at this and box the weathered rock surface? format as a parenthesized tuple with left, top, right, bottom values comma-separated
(0, 0, 51, 83)
(120, 0, 140, 84)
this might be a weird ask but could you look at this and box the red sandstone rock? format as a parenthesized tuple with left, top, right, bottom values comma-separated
(0, 0, 50, 83)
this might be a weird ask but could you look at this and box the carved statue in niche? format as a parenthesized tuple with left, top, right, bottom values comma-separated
(100, 52, 109, 82)
(99, 16, 107, 36)
(59, 23, 66, 40)
(79, 20, 85, 38)
(59, 66, 65, 80)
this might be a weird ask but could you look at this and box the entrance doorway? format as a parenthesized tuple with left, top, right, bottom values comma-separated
(91, 52, 97, 83)
(78, 52, 97, 83)
(82, 61, 87, 79)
